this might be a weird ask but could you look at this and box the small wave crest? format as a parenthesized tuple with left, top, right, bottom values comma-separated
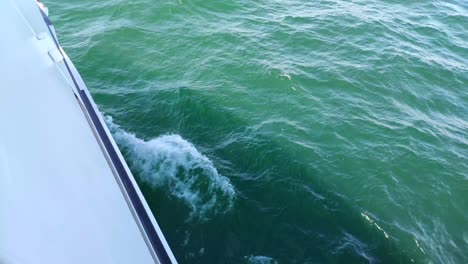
(105, 116, 235, 220)
(245, 255, 278, 264)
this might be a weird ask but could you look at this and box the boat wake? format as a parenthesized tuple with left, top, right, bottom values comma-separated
(105, 116, 235, 220)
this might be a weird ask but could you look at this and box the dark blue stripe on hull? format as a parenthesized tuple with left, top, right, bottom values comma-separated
(78, 90, 173, 264)
(40, 6, 173, 264)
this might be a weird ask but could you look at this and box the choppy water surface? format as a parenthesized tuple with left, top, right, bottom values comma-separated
(46, 0, 467, 263)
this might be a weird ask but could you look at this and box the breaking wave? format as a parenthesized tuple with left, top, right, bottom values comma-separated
(105, 116, 235, 220)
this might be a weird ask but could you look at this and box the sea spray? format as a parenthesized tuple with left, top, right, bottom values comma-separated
(105, 116, 235, 220)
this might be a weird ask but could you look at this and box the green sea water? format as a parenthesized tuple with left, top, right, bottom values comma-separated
(45, 0, 467, 263)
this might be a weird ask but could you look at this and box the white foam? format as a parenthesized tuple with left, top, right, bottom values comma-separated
(245, 255, 278, 264)
(105, 116, 235, 220)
